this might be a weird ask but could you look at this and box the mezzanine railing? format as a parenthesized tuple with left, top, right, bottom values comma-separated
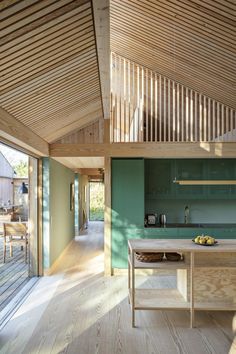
(111, 53, 236, 143)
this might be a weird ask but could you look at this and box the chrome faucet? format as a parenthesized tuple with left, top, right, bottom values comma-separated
(184, 205, 190, 224)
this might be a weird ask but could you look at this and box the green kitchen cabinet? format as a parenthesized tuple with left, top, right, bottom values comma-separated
(175, 159, 205, 199)
(111, 228, 144, 268)
(144, 227, 178, 238)
(111, 158, 144, 268)
(207, 159, 236, 198)
(178, 228, 216, 239)
(145, 159, 174, 199)
(112, 158, 144, 228)
(212, 228, 236, 238)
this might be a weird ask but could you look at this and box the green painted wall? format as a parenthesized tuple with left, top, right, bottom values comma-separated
(42, 158, 50, 269)
(43, 158, 75, 269)
(74, 173, 79, 233)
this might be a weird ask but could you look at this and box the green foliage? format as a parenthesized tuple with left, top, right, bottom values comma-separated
(13, 160, 28, 177)
(89, 182, 104, 221)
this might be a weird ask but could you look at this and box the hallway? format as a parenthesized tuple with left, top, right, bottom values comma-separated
(0, 222, 234, 354)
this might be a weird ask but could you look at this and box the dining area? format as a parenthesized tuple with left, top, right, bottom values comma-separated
(0, 220, 30, 313)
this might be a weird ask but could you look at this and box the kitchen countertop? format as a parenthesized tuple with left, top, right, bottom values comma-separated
(145, 223, 236, 228)
(129, 238, 236, 252)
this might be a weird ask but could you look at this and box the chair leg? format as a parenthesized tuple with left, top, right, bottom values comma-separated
(10, 240, 13, 257)
(25, 240, 27, 263)
(3, 239, 6, 263)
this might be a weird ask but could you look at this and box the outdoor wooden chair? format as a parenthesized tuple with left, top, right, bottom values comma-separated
(0, 215, 12, 235)
(3, 222, 28, 263)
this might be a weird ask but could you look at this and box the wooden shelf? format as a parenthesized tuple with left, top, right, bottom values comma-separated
(129, 255, 189, 269)
(173, 179, 236, 185)
(194, 265, 236, 269)
(194, 302, 236, 311)
(132, 289, 190, 310)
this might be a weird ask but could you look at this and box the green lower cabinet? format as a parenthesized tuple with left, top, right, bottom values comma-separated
(144, 228, 178, 238)
(111, 228, 144, 268)
(112, 227, 236, 269)
(211, 228, 236, 238)
(178, 228, 201, 239)
(178, 228, 222, 239)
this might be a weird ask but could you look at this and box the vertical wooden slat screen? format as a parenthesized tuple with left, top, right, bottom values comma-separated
(154, 73, 158, 142)
(159, 75, 162, 142)
(163, 77, 166, 142)
(111, 53, 236, 143)
(173, 82, 176, 142)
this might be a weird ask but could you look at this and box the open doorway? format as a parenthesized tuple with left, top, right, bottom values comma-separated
(0, 143, 39, 314)
(89, 182, 104, 221)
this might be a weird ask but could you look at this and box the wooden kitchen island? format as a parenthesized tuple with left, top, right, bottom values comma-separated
(128, 239, 236, 328)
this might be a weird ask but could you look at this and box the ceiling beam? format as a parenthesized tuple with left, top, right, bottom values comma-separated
(77, 168, 103, 175)
(0, 107, 49, 156)
(50, 142, 236, 158)
(92, 0, 110, 119)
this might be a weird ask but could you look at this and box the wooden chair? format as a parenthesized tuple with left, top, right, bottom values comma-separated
(3, 222, 28, 263)
(0, 214, 12, 235)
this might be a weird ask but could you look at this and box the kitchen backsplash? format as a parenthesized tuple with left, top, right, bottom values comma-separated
(146, 199, 236, 224)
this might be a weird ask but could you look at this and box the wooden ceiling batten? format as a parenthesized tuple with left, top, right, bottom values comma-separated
(1, 50, 97, 104)
(1, 2, 91, 53)
(0, 0, 103, 144)
(110, 0, 236, 109)
(1, 12, 92, 61)
(111, 16, 235, 73)
(0, 0, 89, 44)
(1, 37, 96, 92)
(6, 65, 99, 114)
(1, 0, 59, 29)
(19, 86, 101, 126)
(1, 20, 94, 70)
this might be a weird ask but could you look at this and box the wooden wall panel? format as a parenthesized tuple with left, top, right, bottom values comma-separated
(55, 120, 103, 144)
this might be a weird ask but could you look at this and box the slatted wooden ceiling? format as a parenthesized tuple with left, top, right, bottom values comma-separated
(110, 0, 236, 109)
(0, 0, 103, 143)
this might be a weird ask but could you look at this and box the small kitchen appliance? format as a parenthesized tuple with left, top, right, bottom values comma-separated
(159, 214, 167, 226)
(147, 214, 156, 225)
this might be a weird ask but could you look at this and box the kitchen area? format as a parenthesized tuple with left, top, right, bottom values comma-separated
(111, 157, 236, 331)
(111, 158, 236, 269)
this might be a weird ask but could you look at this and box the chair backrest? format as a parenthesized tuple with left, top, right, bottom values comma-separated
(3, 222, 27, 237)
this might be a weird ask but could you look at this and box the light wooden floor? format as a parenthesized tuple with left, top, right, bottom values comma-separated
(0, 237, 29, 312)
(0, 221, 235, 354)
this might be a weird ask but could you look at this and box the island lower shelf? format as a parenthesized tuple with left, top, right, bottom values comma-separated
(128, 289, 236, 311)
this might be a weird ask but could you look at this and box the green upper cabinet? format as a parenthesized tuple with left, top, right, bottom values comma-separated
(112, 158, 144, 228)
(145, 158, 236, 201)
(145, 159, 174, 199)
(207, 159, 236, 198)
(175, 159, 205, 199)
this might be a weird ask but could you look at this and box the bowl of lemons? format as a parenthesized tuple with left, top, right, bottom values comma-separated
(192, 235, 217, 246)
